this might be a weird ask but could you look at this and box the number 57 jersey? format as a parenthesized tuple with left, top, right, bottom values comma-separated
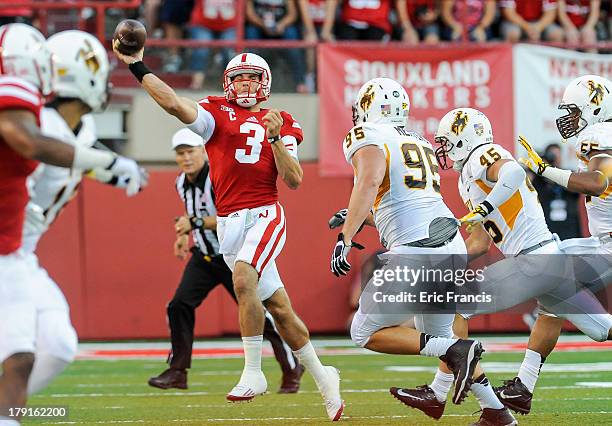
(343, 122, 455, 249)
(458, 143, 552, 256)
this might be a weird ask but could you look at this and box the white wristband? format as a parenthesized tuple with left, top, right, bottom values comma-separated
(73, 145, 115, 170)
(542, 166, 572, 188)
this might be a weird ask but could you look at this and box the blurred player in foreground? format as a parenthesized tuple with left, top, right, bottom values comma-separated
(329, 77, 494, 409)
(148, 128, 302, 393)
(113, 40, 343, 419)
(0, 24, 145, 424)
(494, 74, 612, 415)
(22, 30, 147, 397)
(395, 107, 611, 424)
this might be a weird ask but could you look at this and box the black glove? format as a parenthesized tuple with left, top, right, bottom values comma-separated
(328, 208, 348, 229)
(330, 233, 364, 277)
(328, 208, 366, 233)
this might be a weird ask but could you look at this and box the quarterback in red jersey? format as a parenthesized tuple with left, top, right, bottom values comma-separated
(0, 24, 145, 423)
(113, 44, 343, 420)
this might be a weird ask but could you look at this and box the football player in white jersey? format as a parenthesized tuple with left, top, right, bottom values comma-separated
(493, 75, 612, 414)
(22, 30, 146, 396)
(392, 107, 612, 422)
(329, 78, 512, 414)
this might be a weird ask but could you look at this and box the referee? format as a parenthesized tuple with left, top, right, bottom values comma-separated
(148, 129, 303, 392)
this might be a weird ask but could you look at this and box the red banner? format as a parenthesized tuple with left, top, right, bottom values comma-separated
(318, 44, 514, 176)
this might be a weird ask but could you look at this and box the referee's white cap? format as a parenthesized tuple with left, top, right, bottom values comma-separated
(172, 128, 204, 149)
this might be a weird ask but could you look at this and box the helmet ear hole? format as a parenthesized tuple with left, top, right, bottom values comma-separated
(456, 140, 463, 148)
(594, 107, 601, 116)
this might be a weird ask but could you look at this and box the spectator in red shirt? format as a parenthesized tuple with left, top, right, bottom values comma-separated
(558, 0, 600, 48)
(441, 0, 496, 41)
(189, 0, 237, 90)
(0, 0, 33, 26)
(500, 0, 564, 42)
(396, 0, 440, 45)
(322, 0, 392, 41)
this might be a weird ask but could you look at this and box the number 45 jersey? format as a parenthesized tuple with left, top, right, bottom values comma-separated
(458, 143, 552, 256)
(343, 122, 455, 249)
(189, 96, 303, 216)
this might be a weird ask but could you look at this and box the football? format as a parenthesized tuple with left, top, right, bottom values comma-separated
(113, 19, 146, 56)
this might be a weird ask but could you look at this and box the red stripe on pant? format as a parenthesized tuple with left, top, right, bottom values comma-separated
(251, 203, 282, 268)
(258, 219, 286, 274)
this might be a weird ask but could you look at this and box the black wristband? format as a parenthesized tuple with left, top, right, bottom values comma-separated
(128, 61, 151, 83)
(268, 135, 281, 144)
(481, 200, 494, 215)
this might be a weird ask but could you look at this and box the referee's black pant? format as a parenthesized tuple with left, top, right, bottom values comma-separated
(167, 248, 298, 373)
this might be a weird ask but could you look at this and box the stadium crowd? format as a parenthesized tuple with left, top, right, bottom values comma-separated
(0, 1, 609, 91)
(138, 0, 611, 90)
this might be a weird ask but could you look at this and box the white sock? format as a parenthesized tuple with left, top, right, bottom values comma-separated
(429, 369, 454, 402)
(27, 354, 71, 395)
(420, 335, 458, 357)
(517, 349, 543, 393)
(0, 417, 20, 425)
(242, 335, 263, 374)
(293, 341, 328, 389)
(471, 374, 504, 409)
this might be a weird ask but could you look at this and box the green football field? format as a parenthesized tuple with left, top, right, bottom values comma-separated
(26, 340, 612, 425)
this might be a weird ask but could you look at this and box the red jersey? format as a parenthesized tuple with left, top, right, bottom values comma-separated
(197, 96, 303, 216)
(451, 0, 487, 28)
(190, 0, 237, 32)
(564, 0, 592, 27)
(0, 76, 43, 255)
(341, 0, 392, 33)
(500, 0, 558, 22)
(0, 0, 32, 18)
(308, 0, 327, 25)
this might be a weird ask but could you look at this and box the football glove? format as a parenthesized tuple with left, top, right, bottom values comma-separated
(459, 201, 494, 228)
(107, 156, 149, 197)
(518, 135, 549, 175)
(330, 233, 364, 277)
(328, 208, 347, 229)
(328, 208, 367, 233)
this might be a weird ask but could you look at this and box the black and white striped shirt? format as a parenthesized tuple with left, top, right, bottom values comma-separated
(175, 163, 220, 256)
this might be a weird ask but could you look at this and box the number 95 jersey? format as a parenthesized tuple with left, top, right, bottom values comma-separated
(574, 122, 612, 236)
(343, 122, 455, 249)
(458, 143, 552, 256)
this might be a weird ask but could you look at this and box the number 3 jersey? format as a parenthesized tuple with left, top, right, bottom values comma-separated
(342, 122, 455, 249)
(458, 143, 552, 256)
(574, 122, 612, 236)
(188, 96, 303, 216)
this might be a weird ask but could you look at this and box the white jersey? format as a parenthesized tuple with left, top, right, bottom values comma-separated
(458, 144, 552, 256)
(343, 122, 454, 248)
(21, 109, 97, 253)
(574, 122, 612, 236)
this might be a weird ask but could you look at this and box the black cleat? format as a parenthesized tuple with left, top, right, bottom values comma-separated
(494, 377, 532, 415)
(439, 339, 484, 405)
(148, 368, 187, 390)
(389, 385, 445, 420)
(470, 407, 518, 425)
(277, 364, 305, 394)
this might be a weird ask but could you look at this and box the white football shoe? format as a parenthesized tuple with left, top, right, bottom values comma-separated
(226, 370, 267, 402)
(319, 366, 344, 421)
